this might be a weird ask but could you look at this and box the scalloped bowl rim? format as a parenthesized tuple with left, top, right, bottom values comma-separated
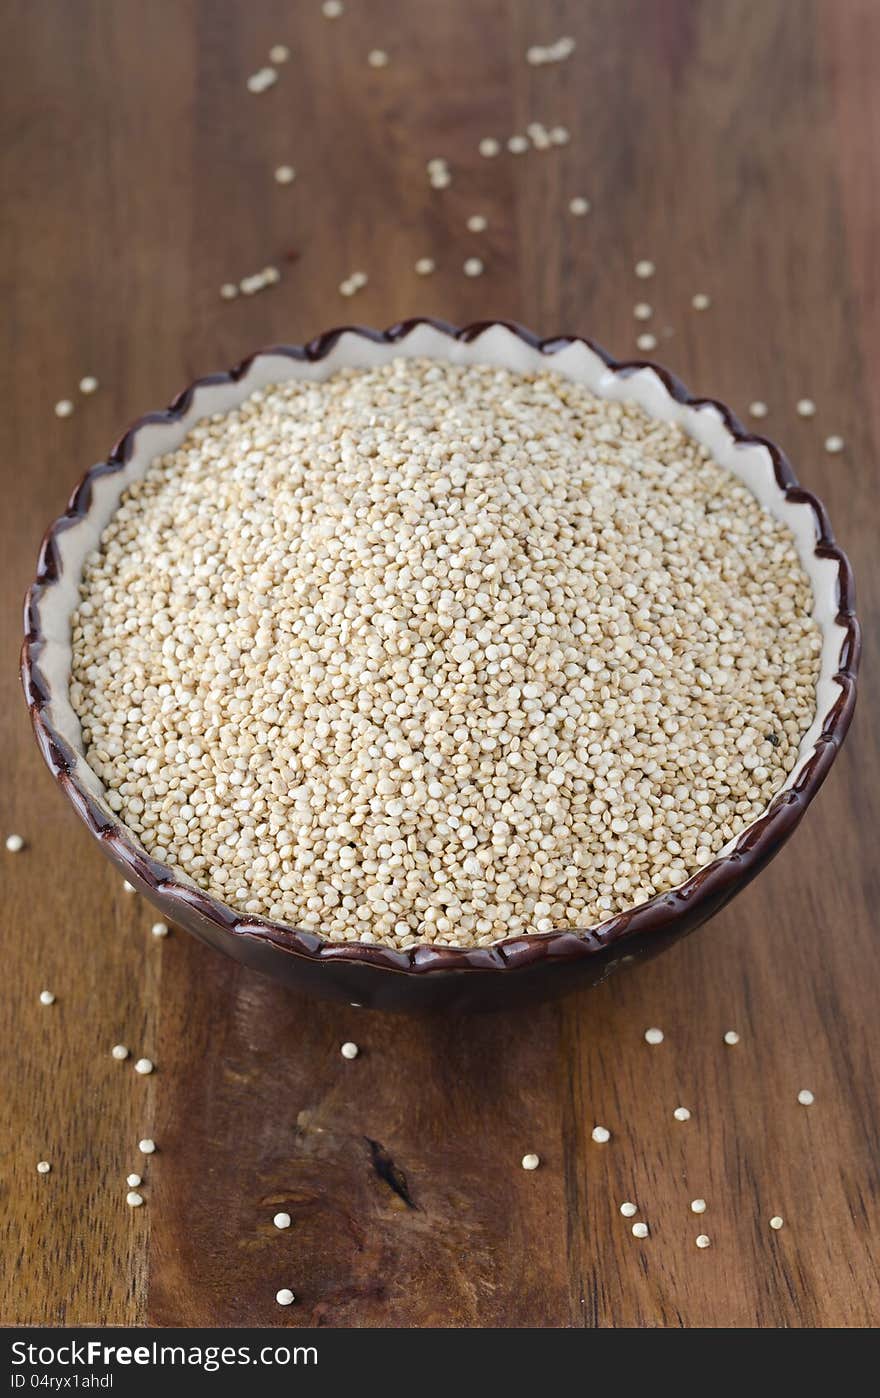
(21, 318, 860, 977)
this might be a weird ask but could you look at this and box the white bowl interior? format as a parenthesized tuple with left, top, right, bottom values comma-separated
(34, 325, 848, 864)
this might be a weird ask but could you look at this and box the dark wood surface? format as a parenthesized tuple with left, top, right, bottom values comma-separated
(2, 0, 878, 1328)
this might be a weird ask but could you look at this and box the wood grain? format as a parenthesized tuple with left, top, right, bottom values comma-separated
(1, 0, 878, 1328)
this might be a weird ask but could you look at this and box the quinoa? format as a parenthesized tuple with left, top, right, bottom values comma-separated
(69, 360, 821, 949)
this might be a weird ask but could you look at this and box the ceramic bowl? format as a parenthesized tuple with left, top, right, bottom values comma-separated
(21, 320, 860, 1010)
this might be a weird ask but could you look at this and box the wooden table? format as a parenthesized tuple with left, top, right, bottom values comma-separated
(2, 0, 877, 1329)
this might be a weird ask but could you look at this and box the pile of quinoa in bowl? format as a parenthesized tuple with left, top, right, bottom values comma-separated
(69, 358, 822, 952)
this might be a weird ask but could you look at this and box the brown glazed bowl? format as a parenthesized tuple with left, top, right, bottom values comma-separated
(22, 320, 860, 1011)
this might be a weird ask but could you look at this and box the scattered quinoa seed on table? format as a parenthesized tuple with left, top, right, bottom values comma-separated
(521, 1153, 540, 1170)
(276, 1288, 295, 1306)
(526, 37, 575, 66)
(39, 990, 55, 1006)
(632, 1222, 649, 1239)
(619, 1201, 638, 1217)
(591, 1126, 611, 1144)
(240, 267, 280, 296)
(127, 1174, 142, 1188)
(69, 360, 821, 951)
(770, 1216, 784, 1230)
(274, 1212, 292, 1228)
(644, 1027, 664, 1045)
(5, 833, 25, 852)
(36, 1161, 51, 1174)
(340, 1041, 359, 1060)
(246, 67, 277, 94)
(111, 1044, 129, 1060)
(798, 1089, 815, 1105)
(724, 1030, 740, 1046)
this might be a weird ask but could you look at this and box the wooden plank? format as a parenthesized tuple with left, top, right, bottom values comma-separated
(1, 0, 877, 1327)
